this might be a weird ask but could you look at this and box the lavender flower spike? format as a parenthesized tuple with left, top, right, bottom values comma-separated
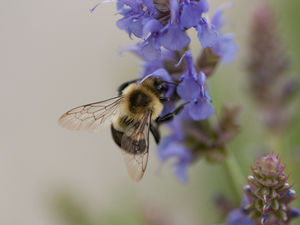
(243, 152, 299, 225)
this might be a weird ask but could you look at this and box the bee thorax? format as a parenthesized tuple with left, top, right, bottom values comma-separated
(128, 90, 152, 114)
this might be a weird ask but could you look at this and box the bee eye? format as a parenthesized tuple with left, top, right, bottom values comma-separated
(156, 84, 163, 91)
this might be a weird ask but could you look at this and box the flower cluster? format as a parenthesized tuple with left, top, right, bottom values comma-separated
(92, 0, 237, 181)
(247, 3, 297, 134)
(158, 104, 240, 182)
(114, 0, 217, 60)
(242, 153, 299, 225)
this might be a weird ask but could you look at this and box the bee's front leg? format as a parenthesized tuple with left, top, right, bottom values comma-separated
(156, 103, 187, 124)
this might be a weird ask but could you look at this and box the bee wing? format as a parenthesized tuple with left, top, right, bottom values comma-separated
(121, 110, 152, 182)
(58, 96, 123, 132)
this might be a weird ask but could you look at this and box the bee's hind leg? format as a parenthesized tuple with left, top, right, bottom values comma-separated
(150, 123, 160, 144)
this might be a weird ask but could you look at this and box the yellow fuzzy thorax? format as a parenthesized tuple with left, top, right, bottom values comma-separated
(120, 83, 163, 120)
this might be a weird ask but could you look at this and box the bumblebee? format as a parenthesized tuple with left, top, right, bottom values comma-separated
(58, 77, 184, 181)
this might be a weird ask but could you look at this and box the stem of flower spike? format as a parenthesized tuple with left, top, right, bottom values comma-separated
(223, 153, 244, 202)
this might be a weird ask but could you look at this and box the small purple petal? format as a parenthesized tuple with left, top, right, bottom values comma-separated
(152, 68, 172, 81)
(204, 90, 213, 103)
(161, 100, 175, 117)
(129, 19, 144, 38)
(174, 160, 190, 183)
(157, 137, 174, 160)
(211, 7, 224, 30)
(212, 33, 237, 63)
(168, 116, 186, 140)
(225, 210, 253, 225)
(116, 17, 130, 30)
(169, 0, 179, 23)
(198, 71, 206, 86)
(141, 60, 162, 75)
(197, 22, 218, 48)
(141, 0, 156, 15)
(159, 142, 192, 162)
(160, 24, 191, 51)
(183, 50, 197, 78)
(90, 0, 115, 13)
(119, 0, 141, 12)
(197, 71, 207, 97)
(161, 49, 176, 61)
(198, 0, 209, 13)
(180, 2, 203, 28)
(188, 99, 214, 120)
(211, 3, 233, 30)
(177, 77, 200, 100)
(290, 208, 300, 218)
(141, 38, 161, 61)
(143, 19, 162, 37)
(116, 0, 124, 10)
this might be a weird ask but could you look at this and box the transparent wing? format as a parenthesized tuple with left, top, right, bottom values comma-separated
(121, 110, 152, 182)
(58, 96, 123, 132)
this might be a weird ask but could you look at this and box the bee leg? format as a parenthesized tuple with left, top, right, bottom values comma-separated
(118, 79, 138, 95)
(156, 103, 186, 124)
(159, 96, 170, 103)
(150, 122, 160, 144)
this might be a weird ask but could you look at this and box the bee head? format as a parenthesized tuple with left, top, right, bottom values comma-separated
(153, 78, 168, 93)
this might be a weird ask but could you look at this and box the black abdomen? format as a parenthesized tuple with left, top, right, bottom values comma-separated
(111, 124, 147, 154)
(111, 125, 123, 147)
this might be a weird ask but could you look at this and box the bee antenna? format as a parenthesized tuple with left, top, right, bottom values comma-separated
(137, 74, 153, 87)
(164, 81, 180, 86)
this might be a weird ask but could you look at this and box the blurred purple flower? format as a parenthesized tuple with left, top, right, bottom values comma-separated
(196, 19, 219, 48)
(223, 209, 253, 225)
(210, 6, 237, 63)
(157, 114, 194, 182)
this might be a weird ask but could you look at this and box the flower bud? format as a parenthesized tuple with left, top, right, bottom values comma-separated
(243, 152, 298, 225)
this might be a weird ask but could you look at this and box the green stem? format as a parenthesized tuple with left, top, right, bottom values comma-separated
(223, 153, 245, 203)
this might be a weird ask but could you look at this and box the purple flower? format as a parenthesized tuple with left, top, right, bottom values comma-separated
(159, 0, 191, 51)
(159, 141, 193, 182)
(196, 19, 219, 48)
(210, 5, 237, 63)
(93, 0, 220, 54)
(178, 0, 218, 47)
(180, 0, 209, 28)
(157, 115, 194, 182)
(223, 209, 253, 225)
(176, 50, 214, 120)
(188, 98, 214, 121)
(159, 24, 191, 51)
